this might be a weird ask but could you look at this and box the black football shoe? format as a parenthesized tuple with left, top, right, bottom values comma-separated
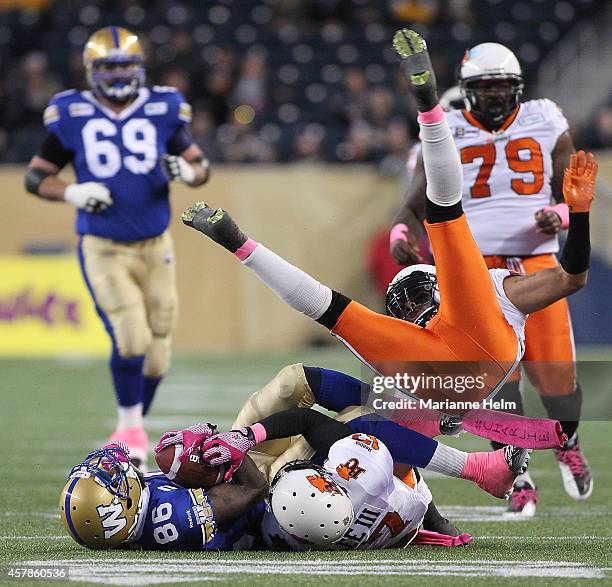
(392, 28, 439, 112)
(182, 202, 248, 253)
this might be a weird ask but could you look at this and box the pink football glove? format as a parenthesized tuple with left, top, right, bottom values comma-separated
(154, 423, 217, 463)
(198, 428, 256, 481)
(100, 441, 130, 471)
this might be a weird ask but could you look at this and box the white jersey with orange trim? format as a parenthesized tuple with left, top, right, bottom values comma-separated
(445, 99, 569, 256)
(261, 434, 431, 551)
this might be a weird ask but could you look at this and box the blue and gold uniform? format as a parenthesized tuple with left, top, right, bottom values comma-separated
(130, 472, 265, 551)
(43, 85, 192, 242)
(30, 27, 206, 464)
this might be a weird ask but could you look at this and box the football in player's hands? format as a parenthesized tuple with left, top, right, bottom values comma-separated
(155, 442, 225, 489)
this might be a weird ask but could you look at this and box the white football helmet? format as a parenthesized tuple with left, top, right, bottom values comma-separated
(270, 461, 354, 549)
(459, 43, 524, 129)
(386, 264, 439, 326)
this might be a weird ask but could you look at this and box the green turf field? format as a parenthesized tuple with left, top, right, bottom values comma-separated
(1, 349, 611, 586)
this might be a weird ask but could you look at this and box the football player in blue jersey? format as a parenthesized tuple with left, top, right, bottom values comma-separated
(59, 440, 268, 551)
(25, 26, 210, 467)
(59, 365, 531, 551)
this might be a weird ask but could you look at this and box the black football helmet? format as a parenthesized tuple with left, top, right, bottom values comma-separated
(386, 265, 439, 327)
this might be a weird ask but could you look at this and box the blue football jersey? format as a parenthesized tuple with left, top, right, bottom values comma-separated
(43, 86, 192, 242)
(130, 472, 264, 551)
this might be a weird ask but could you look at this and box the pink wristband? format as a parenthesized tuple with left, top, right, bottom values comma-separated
(250, 422, 267, 444)
(390, 223, 409, 245)
(544, 203, 570, 229)
(234, 238, 258, 261)
(417, 104, 445, 125)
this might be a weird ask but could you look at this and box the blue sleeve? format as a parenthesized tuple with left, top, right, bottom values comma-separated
(158, 87, 192, 131)
(43, 93, 73, 151)
(344, 415, 438, 468)
(314, 368, 368, 413)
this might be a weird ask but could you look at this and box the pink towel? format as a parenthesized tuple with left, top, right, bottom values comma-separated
(411, 529, 472, 547)
(395, 405, 565, 448)
(463, 409, 566, 449)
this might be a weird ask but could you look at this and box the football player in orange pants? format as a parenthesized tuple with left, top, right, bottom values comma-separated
(390, 41, 592, 512)
(181, 31, 596, 441)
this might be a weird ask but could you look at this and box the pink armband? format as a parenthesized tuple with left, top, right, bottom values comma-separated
(250, 422, 267, 444)
(234, 238, 258, 261)
(390, 223, 409, 245)
(417, 104, 445, 125)
(544, 203, 570, 229)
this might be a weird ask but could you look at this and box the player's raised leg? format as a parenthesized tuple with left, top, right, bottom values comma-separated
(182, 202, 457, 366)
(394, 30, 516, 357)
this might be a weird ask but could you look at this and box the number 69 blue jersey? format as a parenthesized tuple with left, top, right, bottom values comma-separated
(128, 472, 265, 551)
(43, 86, 191, 242)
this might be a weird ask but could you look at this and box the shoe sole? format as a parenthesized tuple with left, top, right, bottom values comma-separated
(558, 462, 594, 500)
(393, 29, 426, 58)
(392, 29, 432, 86)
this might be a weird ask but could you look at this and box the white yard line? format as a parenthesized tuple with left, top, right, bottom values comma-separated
(479, 535, 612, 540)
(4, 534, 611, 542)
(2, 511, 59, 519)
(439, 505, 612, 522)
(21, 558, 609, 583)
(1, 536, 68, 540)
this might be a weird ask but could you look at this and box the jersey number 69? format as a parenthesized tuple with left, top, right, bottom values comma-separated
(81, 118, 157, 179)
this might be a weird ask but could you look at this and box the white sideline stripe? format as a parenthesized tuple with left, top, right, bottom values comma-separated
(23, 559, 610, 583)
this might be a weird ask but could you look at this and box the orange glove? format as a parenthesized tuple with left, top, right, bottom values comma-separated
(562, 150, 598, 213)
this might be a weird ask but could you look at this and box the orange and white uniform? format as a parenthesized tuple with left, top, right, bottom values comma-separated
(331, 214, 528, 404)
(446, 99, 575, 393)
(261, 434, 430, 550)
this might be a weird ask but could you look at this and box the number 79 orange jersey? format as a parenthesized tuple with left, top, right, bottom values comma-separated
(447, 98, 569, 256)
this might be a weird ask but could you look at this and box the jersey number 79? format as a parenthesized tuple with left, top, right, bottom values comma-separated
(460, 137, 544, 198)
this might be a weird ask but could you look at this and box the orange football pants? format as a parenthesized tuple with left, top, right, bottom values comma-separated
(484, 254, 576, 395)
(331, 214, 520, 403)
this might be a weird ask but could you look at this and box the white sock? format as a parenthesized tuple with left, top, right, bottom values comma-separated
(426, 443, 468, 477)
(117, 403, 144, 430)
(420, 119, 463, 206)
(242, 245, 332, 319)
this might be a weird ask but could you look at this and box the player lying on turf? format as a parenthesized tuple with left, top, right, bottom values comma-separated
(181, 30, 596, 408)
(59, 376, 530, 550)
(59, 441, 267, 551)
(157, 400, 528, 550)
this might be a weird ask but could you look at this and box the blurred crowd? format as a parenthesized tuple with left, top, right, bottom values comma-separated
(0, 0, 609, 170)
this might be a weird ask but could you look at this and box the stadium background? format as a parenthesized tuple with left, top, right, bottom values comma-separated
(1, 1, 612, 583)
(1, 0, 611, 355)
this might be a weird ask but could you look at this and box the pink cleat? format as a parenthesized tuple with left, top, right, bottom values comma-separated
(504, 480, 538, 518)
(460, 446, 530, 498)
(553, 434, 593, 500)
(109, 427, 148, 470)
